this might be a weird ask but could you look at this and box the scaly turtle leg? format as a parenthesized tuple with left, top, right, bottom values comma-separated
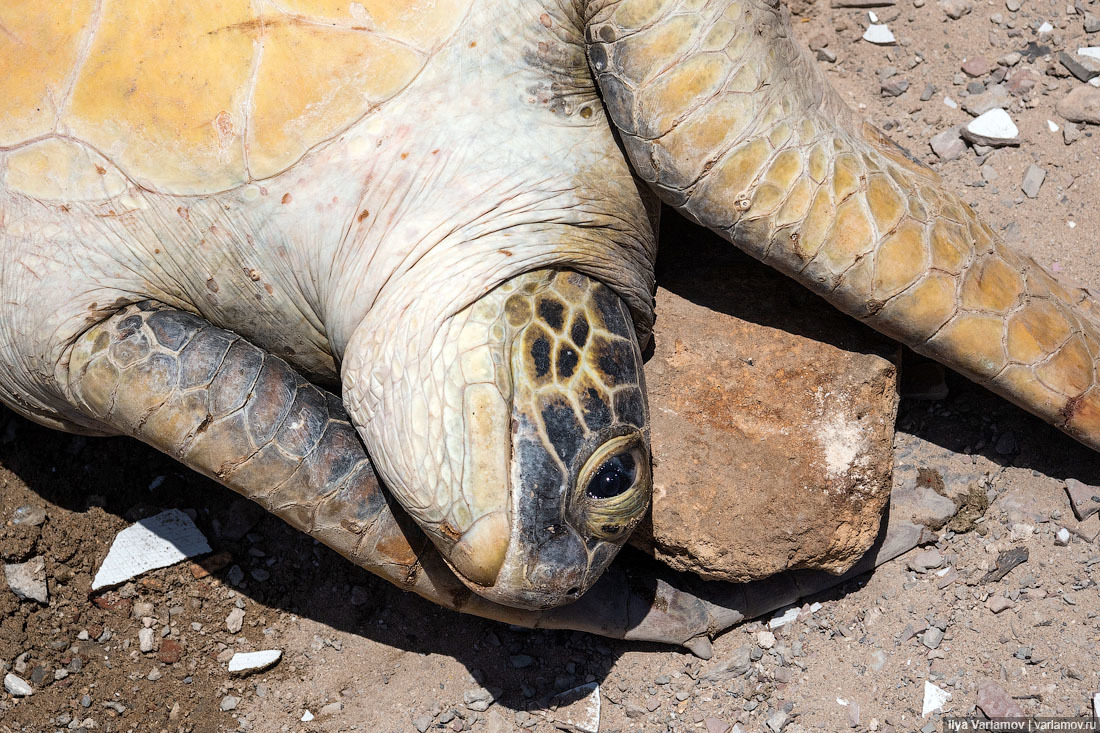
(65, 302, 925, 655)
(586, 0, 1100, 451)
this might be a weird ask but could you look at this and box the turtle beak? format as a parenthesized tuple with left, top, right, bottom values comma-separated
(449, 511, 510, 586)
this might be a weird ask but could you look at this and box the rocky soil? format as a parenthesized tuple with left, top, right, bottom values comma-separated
(3, 1, 1100, 732)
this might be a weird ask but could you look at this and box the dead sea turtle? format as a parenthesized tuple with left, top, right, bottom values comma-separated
(2, 0, 1098, 650)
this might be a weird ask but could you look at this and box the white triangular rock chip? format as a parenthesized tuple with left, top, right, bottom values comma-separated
(922, 681, 951, 717)
(863, 23, 896, 44)
(228, 650, 283, 675)
(963, 108, 1019, 146)
(550, 683, 601, 733)
(1079, 47, 1100, 61)
(91, 509, 211, 591)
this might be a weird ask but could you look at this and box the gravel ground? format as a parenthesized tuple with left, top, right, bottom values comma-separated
(2, 1, 1100, 732)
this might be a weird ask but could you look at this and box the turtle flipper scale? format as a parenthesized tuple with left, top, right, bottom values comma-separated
(62, 303, 730, 648)
(587, 0, 1100, 451)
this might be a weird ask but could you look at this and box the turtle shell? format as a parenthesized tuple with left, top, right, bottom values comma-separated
(1, 0, 468, 196)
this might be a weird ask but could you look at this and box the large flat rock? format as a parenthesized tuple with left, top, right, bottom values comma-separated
(635, 214, 899, 582)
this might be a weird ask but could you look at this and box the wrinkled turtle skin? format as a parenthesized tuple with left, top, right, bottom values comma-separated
(1, 0, 1098, 646)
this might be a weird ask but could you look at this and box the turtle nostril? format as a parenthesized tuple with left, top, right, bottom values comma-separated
(585, 452, 637, 499)
(566, 587, 580, 597)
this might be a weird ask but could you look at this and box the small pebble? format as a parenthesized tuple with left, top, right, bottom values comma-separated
(11, 505, 46, 527)
(226, 607, 245, 634)
(4, 673, 33, 697)
(921, 627, 945, 649)
(138, 627, 156, 653)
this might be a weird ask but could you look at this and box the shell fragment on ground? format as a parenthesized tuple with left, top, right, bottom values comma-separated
(227, 650, 283, 675)
(91, 509, 211, 591)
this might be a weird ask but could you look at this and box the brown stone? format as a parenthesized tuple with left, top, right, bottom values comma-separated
(976, 681, 1026, 718)
(1056, 86, 1100, 125)
(633, 214, 899, 582)
(91, 593, 132, 616)
(189, 550, 233, 579)
(157, 639, 183, 664)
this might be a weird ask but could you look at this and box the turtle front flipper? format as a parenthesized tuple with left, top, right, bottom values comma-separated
(60, 302, 719, 648)
(65, 302, 436, 588)
(586, 0, 1100, 451)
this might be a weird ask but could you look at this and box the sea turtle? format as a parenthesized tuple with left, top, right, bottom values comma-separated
(2, 0, 1098, 651)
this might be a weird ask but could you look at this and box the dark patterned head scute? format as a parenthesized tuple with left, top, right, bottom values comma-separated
(570, 314, 589, 348)
(592, 281, 632, 336)
(530, 333, 552, 379)
(537, 297, 565, 331)
(556, 344, 579, 379)
(580, 384, 613, 432)
(587, 335, 637, 388)
(540, 396, 584, 462)
(613, 387, 646, 428)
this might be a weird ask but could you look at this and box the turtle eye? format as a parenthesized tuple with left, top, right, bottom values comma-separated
(573, 436, 651, 541)
(586, 453, 637, 499)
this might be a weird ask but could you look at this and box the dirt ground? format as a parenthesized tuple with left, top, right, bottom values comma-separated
(3, 2, 1100, 732)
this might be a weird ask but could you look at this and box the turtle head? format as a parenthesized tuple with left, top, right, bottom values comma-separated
(344, 269, 650, 609)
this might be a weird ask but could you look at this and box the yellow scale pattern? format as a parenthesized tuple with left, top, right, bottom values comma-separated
(0, 0, 468, 194)
(588, 0, 1100, 450)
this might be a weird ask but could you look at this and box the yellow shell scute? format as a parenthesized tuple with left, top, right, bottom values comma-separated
(276, 0, 468, 50)
(9, 0, 465, 195)
(62, 0, 255, 194)
(2, 138, 128, 201)
(0, 0, 98, 146)
(248, 24, 422, 180)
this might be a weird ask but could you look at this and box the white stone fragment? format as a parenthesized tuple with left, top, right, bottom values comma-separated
(769, 607, 800, 629)
(944, 96, 959, 109)
(1038, 21, 1054, 32)
(1090, 76, 1100, 87)
(4, 673, 32, 697)
(1079, 47, 1100, 61)
(301, 710, 315, 722)
(868, 10, 880, 21)
(964, 108, 1019, 145)
(1055, 527, 1072, 545)
(228, 649, 283, 675)
(226, 607, 245, 634)
(1092, 692, 1099, 724)
(138, 627, 156, 653)
(91, 509, 211, 591)
(1048, 119, 1060, 132)
(550, 683, 601, 733)
(863, 23, 897, 44)
(923, 681, 951, 717)
(4, 556, 47, 603)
